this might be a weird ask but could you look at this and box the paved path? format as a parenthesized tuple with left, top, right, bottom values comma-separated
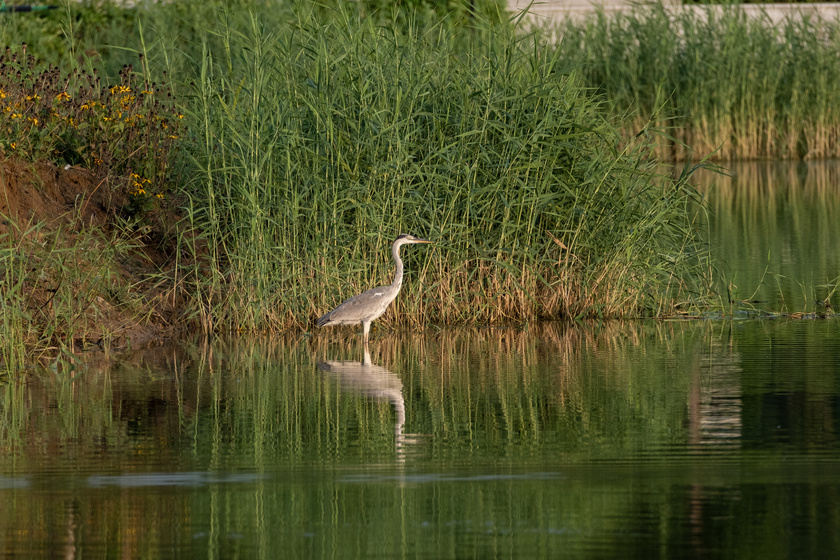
(507, 1, 840, 25)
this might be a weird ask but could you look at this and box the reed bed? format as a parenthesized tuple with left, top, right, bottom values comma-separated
(177, 5, 710, 332)
(0, 1, 711, 360)
(554, 4, 840, 161)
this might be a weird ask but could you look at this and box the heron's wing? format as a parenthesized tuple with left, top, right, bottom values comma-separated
(317, 284, 394, 325)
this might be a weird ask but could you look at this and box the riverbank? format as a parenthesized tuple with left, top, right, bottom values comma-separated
(1, 1, 715, 368)
(0, 157, 186, 362)
(9, 0, 840, 365)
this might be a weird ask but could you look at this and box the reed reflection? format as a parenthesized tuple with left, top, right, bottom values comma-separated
(693, 160, 840, 314)
(318, 345, 413, 459)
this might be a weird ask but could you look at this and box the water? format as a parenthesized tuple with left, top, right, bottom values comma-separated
(4, 323, 839, 558)
(696, 160, 840, 315)
(2, 161, 840, 558)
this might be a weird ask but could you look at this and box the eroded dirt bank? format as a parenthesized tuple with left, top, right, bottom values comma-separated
(1, 157, 191, 351)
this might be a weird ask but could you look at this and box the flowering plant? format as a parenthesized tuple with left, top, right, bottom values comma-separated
(0, 44, 183, 219)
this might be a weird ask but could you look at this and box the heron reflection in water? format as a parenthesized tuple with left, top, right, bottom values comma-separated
(316, 234, 432, 343)
(318, 348, 414, 458)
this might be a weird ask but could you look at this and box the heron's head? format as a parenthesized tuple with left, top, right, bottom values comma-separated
(395, 234, 433, 246)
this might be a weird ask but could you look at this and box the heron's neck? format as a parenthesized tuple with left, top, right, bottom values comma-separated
(391, 242, 404, 289)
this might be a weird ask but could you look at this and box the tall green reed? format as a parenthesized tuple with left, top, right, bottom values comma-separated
(555, 5, 840, 161)
(179, 4, 709, 331)
(0, 1, 711, 344)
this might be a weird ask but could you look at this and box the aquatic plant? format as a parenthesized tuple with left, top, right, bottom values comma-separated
(555, 4, 840, 160)
(0, 0, 714, 363)
(179, 6, 711, 333)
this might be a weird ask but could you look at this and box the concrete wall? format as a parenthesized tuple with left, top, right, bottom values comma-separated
(507, 1, 840, 25)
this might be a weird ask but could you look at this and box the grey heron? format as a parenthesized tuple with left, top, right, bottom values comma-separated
(316, 234, 432, 343)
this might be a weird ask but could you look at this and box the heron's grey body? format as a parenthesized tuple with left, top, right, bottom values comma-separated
(316, 234, 432, 343)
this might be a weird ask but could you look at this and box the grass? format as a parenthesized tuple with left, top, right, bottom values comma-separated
(178, 4, 712, 332)
(554, 4, 840, 161)
(0, 1, 715, 364)
(0, 211, 150, 366)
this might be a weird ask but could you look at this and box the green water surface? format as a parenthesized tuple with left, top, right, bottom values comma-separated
(2, 319, 840, 559)
(697, 160, 840, 314)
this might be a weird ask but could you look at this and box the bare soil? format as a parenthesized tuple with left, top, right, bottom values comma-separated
(1, 156, 187, 351)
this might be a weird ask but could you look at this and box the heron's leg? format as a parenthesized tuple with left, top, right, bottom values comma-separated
(362, 321, 371, 344)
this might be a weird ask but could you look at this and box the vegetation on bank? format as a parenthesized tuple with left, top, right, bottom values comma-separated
(0, 0, 765, 367)
(182, 6, 712, 331)
(555, 4, 840, 160)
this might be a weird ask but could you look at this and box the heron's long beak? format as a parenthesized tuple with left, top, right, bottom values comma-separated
(413, 238, 433, 244)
